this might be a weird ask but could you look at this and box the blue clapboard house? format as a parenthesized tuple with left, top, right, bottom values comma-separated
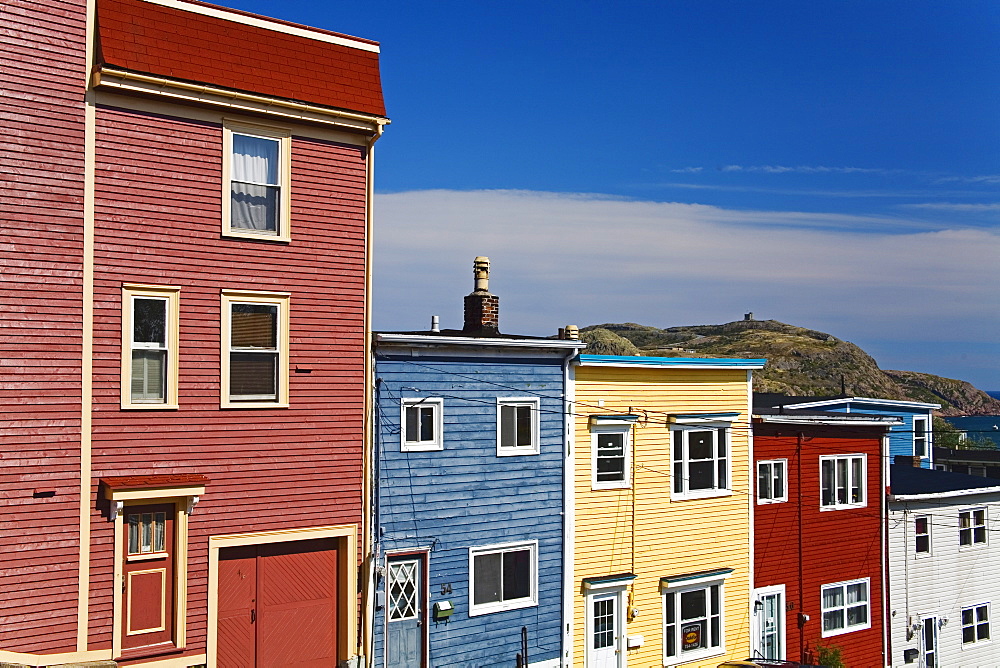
(371, 258, 584, 668)
(757, 394, 940, 470)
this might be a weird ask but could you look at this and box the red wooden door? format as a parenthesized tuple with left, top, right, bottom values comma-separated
(122, 503, 175, 652)
(218, 538, 340, 667)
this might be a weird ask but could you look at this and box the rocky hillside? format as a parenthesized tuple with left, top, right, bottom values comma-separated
(579, 320, 1000, 416)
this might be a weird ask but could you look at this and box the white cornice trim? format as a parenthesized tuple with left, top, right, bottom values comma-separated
(889, 487, 1000, 501)
(375, 333, 586, 350)
(757, 416, 902, 427)
(581, 360, 765, 370)
(93, 69, 388, 132)
(785, 397, 941, 410)
(141, 0, 380, 52)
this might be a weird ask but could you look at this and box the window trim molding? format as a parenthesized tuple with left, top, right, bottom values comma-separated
(591, 423, 632, 490)
(400, 397, 444, 452)
(913, 415, 930, 459)
(121, 284, 181, 410)
(961, 602, 991, 647)
(669, 423, 733, 501)
(222, 120, 292, 243)
(585, 585, 628, 668)
(756, 459, 788, 504)
(819, 453, 868, 511)
(496, 397, 541, 456)
(820, 577, 871, 638)
(914, 514, 932, 557)
(220, 289, 290, 409)
(661, 575, 728, 665)
(467, 540, 539, 617)
(959, 506, 988, 549)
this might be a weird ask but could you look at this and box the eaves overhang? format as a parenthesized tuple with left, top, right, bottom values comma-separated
(375, 333, 586, 351)
(784, 397, 941, 411)
(756, 415, 902, 427)
(579, 354, 765, 370)
(889, 487, 1000, 502)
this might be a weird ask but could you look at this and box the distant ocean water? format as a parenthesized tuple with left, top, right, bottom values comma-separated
(942, 391, 1000, 447)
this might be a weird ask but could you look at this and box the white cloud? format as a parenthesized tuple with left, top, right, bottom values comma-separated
(903, 202, 1000, 212)
(710, 164, 891, 175)
(373, 189, 1000, 364)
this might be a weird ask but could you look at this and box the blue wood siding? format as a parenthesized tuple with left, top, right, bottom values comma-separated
(373, 349, 568, 667)
(804, 401, 934, 469)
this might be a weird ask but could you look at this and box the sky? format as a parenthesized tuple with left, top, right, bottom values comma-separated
(223, 0, 1000, 389)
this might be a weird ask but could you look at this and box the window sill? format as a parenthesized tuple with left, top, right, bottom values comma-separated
(756, 498, 788, 505)
(496, 448, 540, 457)
(468, 597, 537, 617)
(402, 443, 444, 452)
(663, 646, 724, 666)
(593, 481, 630, 491)
(222, 230, 291, 244)
(819, 503, 868, 512)
(671, 489, 732, 501)
(221, 401, 290, 409)
(121, 403, 179, 411)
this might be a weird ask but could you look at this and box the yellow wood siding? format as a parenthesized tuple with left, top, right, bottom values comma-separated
(573, 365, 753, 667)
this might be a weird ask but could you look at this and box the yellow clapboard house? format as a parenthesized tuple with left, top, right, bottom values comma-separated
(570, 354, 765, 668)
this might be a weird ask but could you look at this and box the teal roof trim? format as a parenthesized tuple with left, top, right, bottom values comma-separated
(580, 354, 766, 368)
(660, 567, 734, 585)
(582, 573, 637, 586)
(671, 412, 741, 420)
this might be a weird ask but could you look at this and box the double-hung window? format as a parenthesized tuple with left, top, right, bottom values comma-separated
(757, 459, 787, 503)
(661, 574, 728, 664)
(915, 515, 931, 554)
(401, 398, 443, 451)
(913, 416, 929, 458)
(820, 454, 866, 509)
(960, 508, 987, 547)
(590, 416, 637, 490)
(497, 398, 539, 456)
(223, 122, 291, 241)
(222, 290, 289, 408)
(962, 604, 990, 644)
(672, 426, 730, 498)
(122, 284, 180, 409)
(469, 542, 537, 616)
(821, 578, 870, 637)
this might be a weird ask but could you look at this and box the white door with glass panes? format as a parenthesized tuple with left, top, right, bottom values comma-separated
(921, 616, 938, 668)
(588, 591, 624, 667)
(386, 556, 425, 668)
(752, 585, 784, 660)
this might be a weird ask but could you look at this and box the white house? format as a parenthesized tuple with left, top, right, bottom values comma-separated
(887, 459, 1000, 667)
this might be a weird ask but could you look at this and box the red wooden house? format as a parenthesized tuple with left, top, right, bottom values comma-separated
(2, 1, 387, 666)
(751, 395, 898, 667)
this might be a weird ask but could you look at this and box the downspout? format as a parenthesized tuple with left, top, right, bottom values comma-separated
(361, 121, 385, 668)
(561, 349, 580, 667)
(882, 432, 891, 668)
(797, 432, 805, 663)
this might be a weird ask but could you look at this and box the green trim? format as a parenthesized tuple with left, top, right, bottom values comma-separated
(660, 567, 734, 585)
(582, 573, 637, 588)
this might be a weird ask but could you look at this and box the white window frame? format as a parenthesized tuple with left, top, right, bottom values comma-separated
(468, 541, 538, 616)
(121, 284, 180, 410)
(960, 507, 988, 548)
(661, 574, 728, 665)
(819, 454, 867, 510)
(961, 603, 991, 646)
(591, 422, 632, 490)
(496, 398, 540, 456)
(670, 423, 732, 500)
(400, 398, 444, 451)
(221, 290, 290, 409)
(820, 578, 871, 638)
(222, 121, 291, 242)
(914, 514, 931, 556)
(757, 459, 788, 504)
(913, 416, 930, 459)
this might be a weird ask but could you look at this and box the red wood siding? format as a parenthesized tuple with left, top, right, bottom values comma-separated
(753, 424, 886, 666)
(0, 0, 87, 654)
(87, 106, 368, 652)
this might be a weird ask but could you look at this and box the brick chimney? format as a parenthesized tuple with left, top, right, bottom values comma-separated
(463, 256, 499, 335)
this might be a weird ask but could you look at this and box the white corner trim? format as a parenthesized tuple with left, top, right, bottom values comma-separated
(141, 0, 380, 52)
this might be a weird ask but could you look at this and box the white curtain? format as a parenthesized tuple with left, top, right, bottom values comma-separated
(231, 133, 279, 231)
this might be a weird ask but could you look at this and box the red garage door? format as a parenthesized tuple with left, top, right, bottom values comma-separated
(218, 538, 340, 667)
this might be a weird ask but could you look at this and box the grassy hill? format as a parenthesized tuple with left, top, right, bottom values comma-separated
(580, 320, 1000, 416)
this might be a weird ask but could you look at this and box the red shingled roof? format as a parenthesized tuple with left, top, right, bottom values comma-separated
(97, 0, 386, 117)
(101, 474, 210, 490)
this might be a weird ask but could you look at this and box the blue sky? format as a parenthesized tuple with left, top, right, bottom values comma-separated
(225, 0, 1000, 389)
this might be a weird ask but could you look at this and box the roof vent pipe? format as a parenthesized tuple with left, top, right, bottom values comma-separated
(430, 315, 440, 332)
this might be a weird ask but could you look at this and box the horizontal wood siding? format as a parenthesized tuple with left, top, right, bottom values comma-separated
(888, 494, 1000, 666)
(573, 366, 753, 667)
(88, 106, 368, 651)
(373, 350, 568, 667)
(753, 424, 885, 666)
(0, 0, 87, 653)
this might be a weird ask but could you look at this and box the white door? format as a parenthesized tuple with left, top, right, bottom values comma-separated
(752, 586, 785, 660)
(386, 557, 425, 668)
(588, 591, 622, 667)
(921, 616, 938, 668)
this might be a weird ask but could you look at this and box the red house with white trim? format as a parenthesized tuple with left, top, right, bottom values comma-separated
(751, 395, 896, 667)
(2, 1, 386, 666)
